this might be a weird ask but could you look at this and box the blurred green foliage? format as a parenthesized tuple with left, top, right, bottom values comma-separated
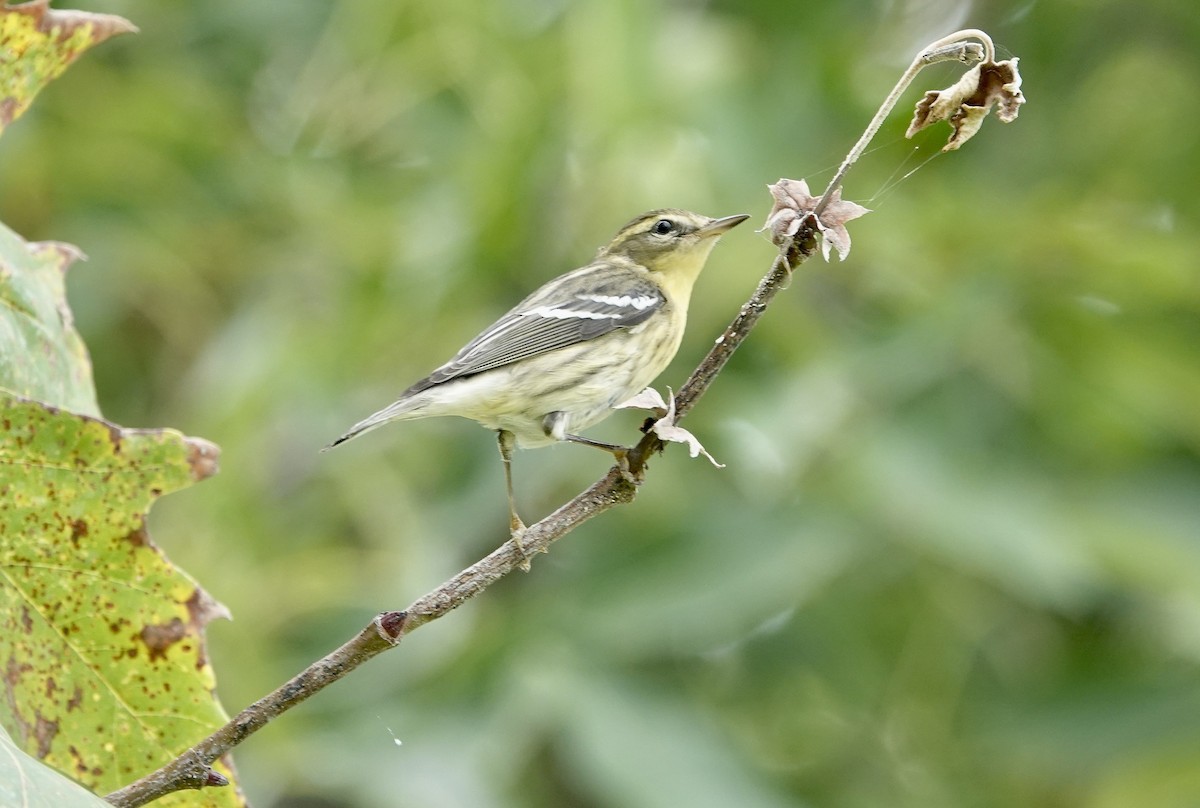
(3, 0, 1199, 806)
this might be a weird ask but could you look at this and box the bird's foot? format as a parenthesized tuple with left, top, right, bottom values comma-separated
(611, 446, 640, 486)
(510, 516, 532, 572)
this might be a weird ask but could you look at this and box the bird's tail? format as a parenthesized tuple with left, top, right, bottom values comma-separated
(322, 396, 428, 451)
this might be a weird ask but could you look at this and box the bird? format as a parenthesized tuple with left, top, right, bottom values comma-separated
(325, 208, 748, 545)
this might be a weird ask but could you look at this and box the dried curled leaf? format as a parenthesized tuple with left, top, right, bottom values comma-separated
(616, 387, 723, 467)
(763, 178, 870, 262)
(907, 57, 1025, 151)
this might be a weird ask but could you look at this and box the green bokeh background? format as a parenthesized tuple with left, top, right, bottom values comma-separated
(4, 1, 1200, 806)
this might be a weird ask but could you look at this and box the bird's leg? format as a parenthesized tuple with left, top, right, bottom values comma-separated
(565, 434, 637, 483)
(563, 433, 628, 462)
(497, 430, 531, 571)
(542, 411, 636, 483)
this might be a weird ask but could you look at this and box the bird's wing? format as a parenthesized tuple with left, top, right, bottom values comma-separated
(406, 264, 665, 394)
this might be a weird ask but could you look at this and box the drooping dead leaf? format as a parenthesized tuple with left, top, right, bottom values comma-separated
(763, 178, 870, 262)
(907, 57, 1025, 151)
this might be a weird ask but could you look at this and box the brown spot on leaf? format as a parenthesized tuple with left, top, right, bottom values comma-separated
(140, 618, 186, 662)
(184, 587, 231, 670)
(69, 517, 88, 546)
(66, 685, 83, 712)
(0, 97, 16, 127)
(20, 606, 33, 633)
(186, 436, 221, 481)
(34, 712, 58, 758)
(69, 744, 88, 776)
(4, 655, 32, 689)
(4, 656, 34, 744)
(125, 520, 149, 547)
(186, 586, 231, 627)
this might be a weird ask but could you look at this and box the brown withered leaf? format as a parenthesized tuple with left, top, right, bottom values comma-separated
(764, 178, 870, 262)
(907, 57, 1025, 151)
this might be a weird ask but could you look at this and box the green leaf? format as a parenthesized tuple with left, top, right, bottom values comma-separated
(0, 0, 136, 137)
(0, 392, 240, 806)
(0, 723, 114, 807)
(0, 221, 98, 415)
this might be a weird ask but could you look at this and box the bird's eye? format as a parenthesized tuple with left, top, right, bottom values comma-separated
(652, 219, 675, 236)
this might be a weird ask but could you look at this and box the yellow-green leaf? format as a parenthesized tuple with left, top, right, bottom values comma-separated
(0, 221, 98, 415)
(0, 0, 136, 137)
(0, 392, 240, 806)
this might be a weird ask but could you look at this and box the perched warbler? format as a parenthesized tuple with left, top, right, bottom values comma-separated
(326, 209, 748, 539)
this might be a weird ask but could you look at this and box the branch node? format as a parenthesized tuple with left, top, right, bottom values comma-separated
(377, 610, 408, 641)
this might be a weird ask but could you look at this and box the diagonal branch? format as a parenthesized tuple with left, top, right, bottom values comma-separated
(104, 26, 1011, 807)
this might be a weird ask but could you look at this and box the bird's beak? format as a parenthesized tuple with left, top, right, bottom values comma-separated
(698, 213, 751, 237)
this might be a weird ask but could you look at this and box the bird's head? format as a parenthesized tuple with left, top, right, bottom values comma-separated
(600, 209, 749, 283)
